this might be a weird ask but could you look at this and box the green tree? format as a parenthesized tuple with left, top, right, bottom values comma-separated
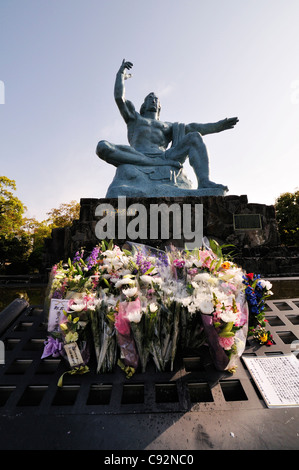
(24, 202, 80, 272)
(46, 200, 80, 228)
(0, 176, 80, 272)
(275, 190, 299, 246)
(25, 219, 52, 272)
(0, 177, 30, 272)
(0, 176, 26, 236)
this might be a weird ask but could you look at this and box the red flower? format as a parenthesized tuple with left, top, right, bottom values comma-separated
(246, 273, 254, 281)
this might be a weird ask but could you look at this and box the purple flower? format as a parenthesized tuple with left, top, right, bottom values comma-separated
(52, 290, 63, 299)
(41, 336, 64, 359)
(86, 246, 101, 270)
(136, 251, 152, 274)
(72, 249, 85, 265)
(157, 252, 169, 267)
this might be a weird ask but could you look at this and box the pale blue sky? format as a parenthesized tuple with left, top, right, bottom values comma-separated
(1, 0, 299, 221)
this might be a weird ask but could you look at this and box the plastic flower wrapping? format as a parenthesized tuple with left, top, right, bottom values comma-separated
(42, 239, 273, 382)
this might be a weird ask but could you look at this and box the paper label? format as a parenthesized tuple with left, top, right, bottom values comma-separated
(243, 354, 299, 408)
(48, 299, 69, 332)
(64, 342, 84, 368)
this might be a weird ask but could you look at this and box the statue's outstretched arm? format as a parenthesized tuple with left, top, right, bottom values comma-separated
(114, 59, 136, 123)
(185, 117, 239, 135)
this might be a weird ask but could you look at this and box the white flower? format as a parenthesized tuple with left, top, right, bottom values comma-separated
(198, 298, 214, 314)
(149, 303, 158, 313)
(219, 309, 237, 323)
(213, 288, 232, 304)
(115, 278, 135, 288)
(259, 279, 272, 291)
(86, 298, 101, 311)
(126, 308, 142, 323)
(179, 296, 193, 307)
(194, 272, 210, 283)
(103, 249, 119, 259)
(193, 258, 203, 268)
(69, 302, 85, 312)
(162, 287, 174, 297)
(207, 276, 219, 287)
(123, 287, 138, 298)
(187, 302, 197, 314)
(140, 275, 154, 284)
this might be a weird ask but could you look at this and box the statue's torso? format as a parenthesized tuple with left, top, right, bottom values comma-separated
(127, 114, 172, 154)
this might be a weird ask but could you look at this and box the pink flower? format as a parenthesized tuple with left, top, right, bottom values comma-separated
(218, 336, 235, 350)
(125, 298, 142, 323)
(115, 302, 131, 336)
(188, 268, 198, 277)
(173, 259, 185, 268)
(51, 264, 58, 276)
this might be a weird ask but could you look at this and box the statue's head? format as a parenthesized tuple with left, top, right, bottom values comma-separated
(140, 92, 161, 118)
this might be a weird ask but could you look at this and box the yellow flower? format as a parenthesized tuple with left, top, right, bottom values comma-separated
(60, 322, 68, 331)
(260, 333, 268, 343)
(65, 331, 79, 343)
(221, 261, 231, 270)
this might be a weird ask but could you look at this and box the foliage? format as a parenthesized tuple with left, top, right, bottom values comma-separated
(46, 200, 80, 228)
(0, 176, 26, 237)
(0, 234, 31, 273)
(275, 190, 299, 246)
(0, 176, 80, 273)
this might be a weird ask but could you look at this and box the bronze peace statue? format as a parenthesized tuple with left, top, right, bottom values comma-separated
(96, 59, 238, 197)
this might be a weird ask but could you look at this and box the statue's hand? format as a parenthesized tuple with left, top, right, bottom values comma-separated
(154, 157, 182, 169)
(119, 59, 133, 79)
(222, 117, 239, 130)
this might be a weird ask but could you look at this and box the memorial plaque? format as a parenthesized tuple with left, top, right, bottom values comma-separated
(48, 299, 69, 332)
(243, 354, 299, 408)
(233, 214, 262, 230)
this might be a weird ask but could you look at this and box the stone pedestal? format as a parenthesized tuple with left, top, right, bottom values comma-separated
(41, 194, 299, 277)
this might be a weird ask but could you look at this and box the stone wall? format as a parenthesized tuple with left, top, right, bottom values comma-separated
(43, 195, 299, 276)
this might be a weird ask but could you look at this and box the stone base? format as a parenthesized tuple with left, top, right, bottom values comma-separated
(42, 194, 299, 276)
(107, 184, 227, 198)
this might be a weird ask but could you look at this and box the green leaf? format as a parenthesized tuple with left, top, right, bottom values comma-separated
(219, 331, 235, 338)
(143, 266, 155, 275)
(219, 321, 234, 337)
(102, 277, 110, 288)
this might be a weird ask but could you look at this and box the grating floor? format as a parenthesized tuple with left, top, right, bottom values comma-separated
(0, 298, 298, 417)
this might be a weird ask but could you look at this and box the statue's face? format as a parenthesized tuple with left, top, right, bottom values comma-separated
(144, 93, 161, 113)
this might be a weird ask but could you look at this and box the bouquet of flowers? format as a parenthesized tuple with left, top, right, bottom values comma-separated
(243, 273, 274, 346)
(42, 238, 273, 381)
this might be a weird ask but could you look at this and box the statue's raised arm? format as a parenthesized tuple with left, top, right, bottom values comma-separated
(114, 59, 136, 123)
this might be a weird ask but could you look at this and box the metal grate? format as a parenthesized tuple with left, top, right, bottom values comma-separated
(0, 298, 298, 416)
